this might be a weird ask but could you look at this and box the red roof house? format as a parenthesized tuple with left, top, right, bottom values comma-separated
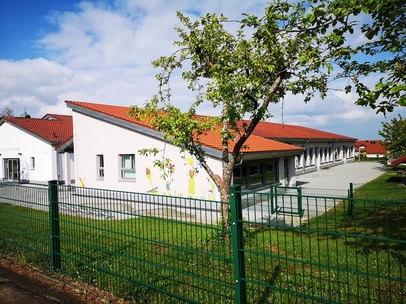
(0, 114, 74, 184)
(355, 140, 387, 158)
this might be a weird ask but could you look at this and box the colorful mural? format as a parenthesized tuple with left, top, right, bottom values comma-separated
(140, 150, 220, 201)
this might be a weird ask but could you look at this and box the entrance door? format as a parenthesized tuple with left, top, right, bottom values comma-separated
(4, 158, 20, 182)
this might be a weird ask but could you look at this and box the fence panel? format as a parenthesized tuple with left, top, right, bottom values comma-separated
(239, 189, 406, 303)
(1, 181, 405, 303)
(54, 184, 234, 303)
(0, 183, 50, 266)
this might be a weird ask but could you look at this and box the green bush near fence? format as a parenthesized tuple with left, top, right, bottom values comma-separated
(0, 167, 405, 303)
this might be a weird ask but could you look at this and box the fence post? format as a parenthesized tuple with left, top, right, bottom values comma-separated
(347, 182, 354, 216)
(48, 180, 61, 271)
(230, 184, 247, 304)
(297, 187, 303, 218)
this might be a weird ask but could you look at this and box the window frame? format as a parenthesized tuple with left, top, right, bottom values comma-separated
(30, 157, 35, 171)
(119, 154, 136, 180)
(96, 154, 104, 180)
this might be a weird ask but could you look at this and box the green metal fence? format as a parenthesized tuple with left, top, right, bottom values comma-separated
(0, 181, 405, 303)
(236, 184, 406, 303)
(0, 182, 50, 266)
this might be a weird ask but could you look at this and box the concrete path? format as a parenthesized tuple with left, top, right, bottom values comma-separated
(242, 161, 389, 226)
(295, 161, 389, 190)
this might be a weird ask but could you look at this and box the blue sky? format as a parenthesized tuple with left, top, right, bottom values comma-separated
(1, 0, 405, 140)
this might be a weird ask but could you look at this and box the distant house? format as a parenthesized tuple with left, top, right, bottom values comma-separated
(355, 140, 387, 159)
(66, 100, 304, 198)
(252, 122, 357, 175)
(0, 114, 74, 184)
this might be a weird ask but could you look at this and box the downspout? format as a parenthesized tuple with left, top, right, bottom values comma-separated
(235, 153, 244, 166)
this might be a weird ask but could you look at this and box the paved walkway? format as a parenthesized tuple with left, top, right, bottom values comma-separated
(295, 161, 389, 190)
(242, 161, 388, 226)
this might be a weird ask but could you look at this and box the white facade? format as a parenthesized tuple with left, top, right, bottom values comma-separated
(71, 111, 299, 200)
(0, 121, 74, 185)
(294, 141, 356, 175)
(73, 112, 223, 199)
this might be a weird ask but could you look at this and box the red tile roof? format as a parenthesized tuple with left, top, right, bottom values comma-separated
(355, 140, 387, 154)
(1, 114, 73, 146)
(251, 121, 356, 141)
(66, 100, 303, 154)
(391, 155, 406, 166)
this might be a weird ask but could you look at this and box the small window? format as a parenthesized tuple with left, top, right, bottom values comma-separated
(249, 165, 259, 176)
(233, 167, 242, 178)
(97, 155, 104, 179)
(30, 157, 35, 170)
(120, 154, 135, 179)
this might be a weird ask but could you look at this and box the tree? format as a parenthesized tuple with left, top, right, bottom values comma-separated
(379, 114, 406, 159)
(1, 106, 14, 117)
(335, 0, 406, 114)
(129, 0, 405, 228)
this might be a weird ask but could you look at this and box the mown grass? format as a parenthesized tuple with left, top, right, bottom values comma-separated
(0, 168, 405, 303)
(353, 164, 406, 200)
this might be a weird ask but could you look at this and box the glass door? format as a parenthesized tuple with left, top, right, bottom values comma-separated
(4, 158, 20, 182)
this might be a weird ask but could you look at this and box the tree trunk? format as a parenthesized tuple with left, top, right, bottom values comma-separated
(219, 185, 231, 231)
(219, 161, 234, 233)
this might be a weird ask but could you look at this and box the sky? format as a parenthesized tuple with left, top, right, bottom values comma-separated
(1, 0, 405, 140)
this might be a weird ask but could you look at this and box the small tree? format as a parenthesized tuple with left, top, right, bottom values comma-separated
(1, 106, 14, 117)
(379, 114, 406, 159)
(129, 0, 405, 228)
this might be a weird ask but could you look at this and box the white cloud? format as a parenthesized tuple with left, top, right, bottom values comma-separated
(1, 0, 405, 140)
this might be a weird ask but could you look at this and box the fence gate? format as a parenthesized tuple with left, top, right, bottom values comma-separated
(272, 185, 304, 218)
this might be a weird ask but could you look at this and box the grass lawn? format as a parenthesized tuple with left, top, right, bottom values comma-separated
(0, 166, 405, 303)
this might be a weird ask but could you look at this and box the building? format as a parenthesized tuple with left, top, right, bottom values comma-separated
(0, 101, 359, 196)
(0, 114, 74, 184)
(355, 140, 387, 159)
(252, 122, 357, 175)
(66, 100, 304, 199)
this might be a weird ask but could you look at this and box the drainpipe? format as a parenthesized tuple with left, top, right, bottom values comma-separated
(235, 153, 244, 166)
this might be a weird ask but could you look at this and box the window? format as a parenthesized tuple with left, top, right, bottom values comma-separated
(265, 163, 276, 182)
(234, 161, 277, 189)
(120, 154, 135, 179)
(233, 166, 246, 187)
(304, 149, 308, 166)
(233, 167, 242, 178)
(30, 157, 35, 170)
(97, 155, 104, 179)
(249, 165, 259, 176)
(309, 148, 314, 165)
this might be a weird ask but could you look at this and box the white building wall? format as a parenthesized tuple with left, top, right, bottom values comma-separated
(0, 122, 56, 184)
(57, 152, 75, 185)
(73, 112, 222, 200)
(295, 141, 355, 175)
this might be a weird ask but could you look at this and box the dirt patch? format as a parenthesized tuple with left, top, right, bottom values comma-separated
(0, 256, 132, 304)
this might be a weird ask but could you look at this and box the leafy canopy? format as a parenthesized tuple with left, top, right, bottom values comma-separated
(379, 114, 406, 159)
(335, 0, 406, 113)
(129, 0, 405, 197)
